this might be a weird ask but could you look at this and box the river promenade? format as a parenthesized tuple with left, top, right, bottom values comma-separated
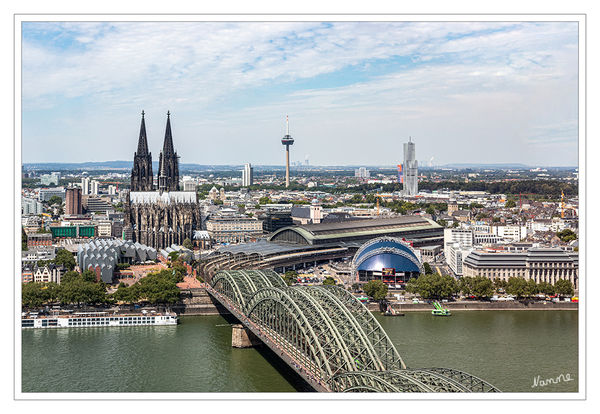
(171, 287, 578, 316)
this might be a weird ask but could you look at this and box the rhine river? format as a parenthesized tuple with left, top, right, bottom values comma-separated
(22, 311, 578, 393)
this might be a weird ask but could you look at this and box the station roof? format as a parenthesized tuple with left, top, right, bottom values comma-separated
(268, 216, 442, 245)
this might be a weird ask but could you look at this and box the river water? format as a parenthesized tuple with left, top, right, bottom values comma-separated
(21, 311, 578, 393)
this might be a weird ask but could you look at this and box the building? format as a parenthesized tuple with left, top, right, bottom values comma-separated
(22, 197, 43, 215)
(38, 188, 65, 202)
(84, 196, 113, 213)
(77, 239, 157, 284)
(268, 216, 443, 247)
(281, 115, 294, 188)
(354, 167, 370, 179)
(182, 177, 197, 192)
(242, 163, 254, 187)
(51, 225, 96, 239)
(81, 177, 90, 195)
(27, 233, 53, 249)
(90, 180, 100, 195)
(40, 172, 60, 186)
(492, 225, 528, 242)
(447, 201, 459, 214)
(402, 137, 418, 196)
(352, 236, 424, 286)
(463, 248, 578, 290)
(96, 220, 112, 237)
(65, 187, 82, 215)
(22, 247, 56, 264)
(446, 242, 473, 276)
(124, 111, 201, 250)
(291, 201, 323, 225)
(108, 185, 117, 196)
(444, 228, 474, 248)
(33, 264, 64, 284)
(205, 215, 264, 244)
(261, 209, 294, 233)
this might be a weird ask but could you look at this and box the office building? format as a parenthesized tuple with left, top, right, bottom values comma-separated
(402, 137, 418, 195)
(81, 177, 90, 195)
(65, 187, 82, 215)
(463, 248, 578, 290)
(38, 188, 66, 202)
(90, 180, 99, 195)
(22, 197, 43, 215)
(205, 215, 264, 244)
(242, 163, 254, 187)
(354, 167, 370, 179)
(40, 172, 61, 186)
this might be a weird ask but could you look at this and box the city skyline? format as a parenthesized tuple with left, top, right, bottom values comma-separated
(22, 21, 579, 166)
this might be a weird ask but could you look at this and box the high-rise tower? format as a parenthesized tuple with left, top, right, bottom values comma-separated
(131, 110, 154, 191)
(281, 115, 294, 187)
(158, 111, 180, 193)
(402, 137, 418, 196)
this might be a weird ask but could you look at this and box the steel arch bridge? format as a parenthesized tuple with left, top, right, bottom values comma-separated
(207, 269, 500, 393)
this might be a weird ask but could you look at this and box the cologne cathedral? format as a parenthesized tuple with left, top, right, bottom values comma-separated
(124, 111, 201, 250)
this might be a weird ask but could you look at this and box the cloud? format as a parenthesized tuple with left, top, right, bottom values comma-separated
(20, 21, 579, 166)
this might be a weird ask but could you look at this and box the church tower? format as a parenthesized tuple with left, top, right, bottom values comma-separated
(158, 111, 180, 192)
(131, 110, 154, 191)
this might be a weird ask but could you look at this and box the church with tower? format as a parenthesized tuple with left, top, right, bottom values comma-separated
(124, 111, 200, 250)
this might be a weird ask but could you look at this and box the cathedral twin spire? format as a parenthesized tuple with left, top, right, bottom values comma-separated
(131, 111, 180, 193)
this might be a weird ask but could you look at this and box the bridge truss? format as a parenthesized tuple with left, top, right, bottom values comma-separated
(208, 269, 500, 393)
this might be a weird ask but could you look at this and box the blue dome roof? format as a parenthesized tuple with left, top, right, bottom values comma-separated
(357, 253, 421, 273)
(353, 237, 422, 273)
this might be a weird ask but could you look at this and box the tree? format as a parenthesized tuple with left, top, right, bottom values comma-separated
(493, 278, 508, 292)
(525, 279, 539, 297)
(259, 196, 272, 205)
(425, 206, 435, 215)
(47, 195, 63, 206)
(182, 238, 193, 250)
(22, 282, 49, 308)
(168, 251, 180, 262)
(469, 202, 484, 210)
(505, 199, 516, 208)
(556, 229, 577, 243)
(363, 280, 388, 301)
(61, 270, 81, 284)
(213, 199, 223, 205)
(282, 270, 298, 286)
(423, 262, 433, 275)
(351, 283, 361, 292)
(468, 277, 494, 298)
(506, 277, 528, 299)
(54, 249, 76, 271)
(112, 283, 140, 304)
(537, 281, 556, 296)
(22, 227, 28, 251)
(81, 269, 97, 283)
(322, 277, 337, 286)
(554, 279, 574, 297)
(135, 271, 180, 304)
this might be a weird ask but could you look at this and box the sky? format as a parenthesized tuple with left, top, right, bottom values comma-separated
(21, 21, 579, 166)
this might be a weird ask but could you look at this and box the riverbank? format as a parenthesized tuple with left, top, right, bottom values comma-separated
(368, 300, 578, 312)
(171, 288, 578, 316)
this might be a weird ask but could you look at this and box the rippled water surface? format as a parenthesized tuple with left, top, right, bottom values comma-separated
(22, 311, 578, 393)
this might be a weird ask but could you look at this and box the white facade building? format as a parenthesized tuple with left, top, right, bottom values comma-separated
(81, 177, 90, 195)
(492, 225, 528, 242)
(90, 180, 99, 195)
(354, 167, 370, 179)
(22, 197, 44, 215)
(242, 163, 254, 187)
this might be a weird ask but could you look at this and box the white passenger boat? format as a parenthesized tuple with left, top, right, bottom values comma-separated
(21, 311, 178, 329)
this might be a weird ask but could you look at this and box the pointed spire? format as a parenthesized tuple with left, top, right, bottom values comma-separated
(136, 110, 149, 155)
(162, 110, 175, 155)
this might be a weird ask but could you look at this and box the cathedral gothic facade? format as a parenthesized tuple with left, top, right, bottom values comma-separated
(124, 111, 200, 250)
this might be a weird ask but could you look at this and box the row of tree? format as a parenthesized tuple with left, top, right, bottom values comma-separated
(404, 274, 575, 300)
(22, 270, 105, 308)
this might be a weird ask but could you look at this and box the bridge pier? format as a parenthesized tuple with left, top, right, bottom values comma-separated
(232, 324, 261, 348)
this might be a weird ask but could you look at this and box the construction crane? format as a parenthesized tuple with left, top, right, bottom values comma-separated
(100, 181, 124, 192)
(40, 212, 52, 229)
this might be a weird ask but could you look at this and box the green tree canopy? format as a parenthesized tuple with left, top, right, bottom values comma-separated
(505, 199, 516, 208)
(556, 229, 577, 243)
(282, 270, 298, 286)
(506, 277, 528, 298)
(554, 279, 574, 297)
(47, 195, 63, 206)
(22, 227, 28, 251)
(406, 274, 459, 299)
(182, 238, 193, 250)
(259, 196, 272, 205)
(363, 280, 388, 301)
(322, 276, 337, 286)
(54, 249, 76, 271)
(537, 281, 556, 296)
(81, 269, 97, 283)
(422, 262, 433, 275)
